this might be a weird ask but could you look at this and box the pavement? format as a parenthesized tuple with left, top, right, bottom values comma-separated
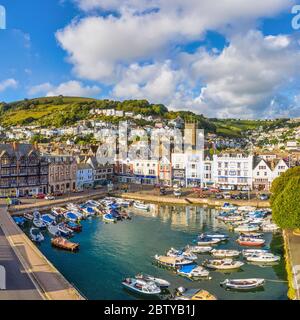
(0, 206, 84, 300)
(286, 230, 300, 300)
(0, 224, 43, 300)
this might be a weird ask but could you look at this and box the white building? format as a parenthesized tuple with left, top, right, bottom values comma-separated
(186, 153, 203, 187)
(202, 156, 213, 187)
(252, 158, 273, 191)
(76, 163, 94, 190)
(212, 153, 253, 190)
(171, 153, 186, 187)
(132, 159, 159, 185)
(273, 159, 289, 178)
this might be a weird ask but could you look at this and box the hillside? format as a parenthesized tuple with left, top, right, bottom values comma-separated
(0, 96, 290, 137)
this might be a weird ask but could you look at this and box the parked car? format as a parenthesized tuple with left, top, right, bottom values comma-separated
(209, 188, 220, 193)
(223, 192, 231, 199)
(45, 195, 55, 200)
(259, 194, 269, 201)
(215, 193, 224, 199)
(53, 192, 63, 197)
(160, 188, 167, 196)
(34, 193, 46, 199)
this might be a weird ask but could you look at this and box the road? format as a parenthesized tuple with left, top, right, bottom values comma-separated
(0, 225, 43, 300)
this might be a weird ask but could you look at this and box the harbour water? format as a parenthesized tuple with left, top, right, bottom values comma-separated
(29, 204, 288, 300)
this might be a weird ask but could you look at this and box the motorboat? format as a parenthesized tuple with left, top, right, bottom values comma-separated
(184, 245, 213, 254)
(51, 207, 66, 217)
(122, 278, 161, 295)
(154, 255, 193, 268)
(86, 200, 101, 207)
(103, 213, 117, 223)
(173, 287, 217, 300)
(81, 206, 97, 216)
(133, 201, 150, 211)
(64, 211, 79, 222)
(196, 237, 222, 246)
(166, 248, 198, 261)
(221, 215, 243, 222)
(246, 253, 281, 263)
(41, 214, 56, 226)
(240, 232, 264, 239)
(199, 233, 228, 241)
(32, 217, 47, 229)
(120, 211, 132, 220)
(177, 264, 210, 279)
(13, 216, 26, 227)
(47, 224, 61, 237)
(23, 213, 34, 221)
(261, 223, 280, 232)
(203, 258, 244, 270)
(221, 203, 238, 211)
(57, 223, 74, 237)
(234, 224, 260, 233)
(211, 249, 240, 258)
(242, 249, 270, 257)
(51, 237, 79, 252)
(237, 237, 265, 247)
(220, 278, 265, 290)
(29, 228, 44, 243)
(238, 206, 257, 212)
(135, 274, 170, 289)
(64, 221, 82, 232)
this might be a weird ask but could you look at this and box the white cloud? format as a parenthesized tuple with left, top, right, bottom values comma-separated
(58, 0, 293, 82)
(28, 80, 101, 97)
(0, 78, 18, 92)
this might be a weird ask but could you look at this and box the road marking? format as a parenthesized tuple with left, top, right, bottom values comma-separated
(0, 265, 6, 290)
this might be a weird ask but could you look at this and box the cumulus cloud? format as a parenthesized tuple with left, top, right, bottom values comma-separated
(0, 78, 18, 92)
(28, 80, 101, 97)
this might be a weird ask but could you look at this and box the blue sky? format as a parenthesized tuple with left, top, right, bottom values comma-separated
(0, 0, 299, 119)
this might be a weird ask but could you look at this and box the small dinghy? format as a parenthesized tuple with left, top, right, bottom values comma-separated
(211, 249, 240, 258)
(47, 225, 61, 237)
(24, 213, 34, 221)
(29, 228, 44, 243)
(261, 223, 280, 232)
(173, 287, 217, 300)
(199, 233, 228, 241)
(133, 201, 150, 211)
(196, 237, 221, 246)
(237, 237, 265, 247)
(185, 245, 212, 254)
(33, 218, 47, 229)
(242, 249, 269, 257)
(135, 274, 170, 289)
(103, 213, 116, 223)
(122, 278, 161, 295)
(120, 211, 132, 220)
(51, 237, 79, 252)
(203, 258, 244, 270)
(221, 278, 265, 290)
(221, 203, 238, 211)
(166, 248, 198, 261)
(154, 255, 193, 268)
(221, 215, 243, 222)
(41, 214, 56, 226)
(246, 253, 280, 263)
(51, 207, 66, 217)
(234, 224, 260, 233)
(64, 211, 79, 222)
(65, 221, 82, 232)
(177, 264, 210, 279)
(13, 216, 26, 227)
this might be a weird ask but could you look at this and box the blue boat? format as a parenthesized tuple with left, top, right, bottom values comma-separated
(64, 211, 79, 222)
(41, 214, 56, 226)
(65, 221, 82, 232)
(103, 213, 116, 223)
(13, 216, 26, 226)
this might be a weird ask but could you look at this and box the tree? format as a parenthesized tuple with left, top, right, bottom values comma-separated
(272, 176, 300, 229)
(270, 166, 300, 204)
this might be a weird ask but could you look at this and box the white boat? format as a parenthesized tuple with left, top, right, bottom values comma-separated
(238, 206, 257, 212)
(166, 248, 198, 261)
(173, 287, 217, 300)
(197, 238, 222, 246)
(177, 264, 210, 279)
(57, 223, 73, 237)
(234, 224, 260, 233)
(154, 255, 193, 268)
(221, 203, 238, 211)
(246, 253, 281, 263)
(30, 228, 44, 243)
(185, 245, 213, 254)
(221, 278, 265, 290)
(51, 207, 66, 217)
(133, 201, 150, 211)
(135, 274, 170, 289)
(23, 212, 34, 221)
(32, 218, 47, 229)
(242, 249, 269, 257)
(173, 189, 182, 197)
(261, 223, 280, 232)
(41, 214, 56, 226)
(122, 278, 161, 295)
(103, 213, 116, 223)
(47, 225, 61, 237)
(211, 249, 240, 258)
(199, 233, 228, 240)
(203, 259, 244, 270)
(221, 215, 243, 222)
(86, 200, 101, 207)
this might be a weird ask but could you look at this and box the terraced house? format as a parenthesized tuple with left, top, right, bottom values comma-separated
(0, 143, 48, 197)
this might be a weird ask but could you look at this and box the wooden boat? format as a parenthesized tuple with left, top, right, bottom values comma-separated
(246, 253, 280, 263)
(185, 245, 212, 254)
(177, 264, 210, 279)
(29, 228, 44, 243)
(51, 237, 79, 252)
(154, 255, 193, 268)
(135, 274, 170, 289)
(174, 287, 217, 300)
(221, 278, 265, 290)
(122, 278, 161, 295)
(203, 259, 244, 270)
(211, 249, 240, 258)
(237, 237, 265, 247)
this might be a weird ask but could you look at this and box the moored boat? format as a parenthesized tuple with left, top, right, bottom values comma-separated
(196, 237, 221, 246)
(261, 223, 280, 232)
(51, 237, 79, 251)
(166, 248, 198, 261)
(220, 278, 265, 290)
(29, 227, 44, 243)
(47, 224, 61, 237)
(57, 223, 74, 237)
(13, 216, 26, 227)
(33, 218, 46, 229)
(41, 214, 56, 226)
(133, 201, 150, 211)
(203, 258, 244, 270)
(103, 213, 116, 223)
(173, 287, 217, 300)
(177, 264, 210, 279)
(64, 221, 82, 232)
(184, 245, 213, 254)
(64, 211, 79, 222)
(242, 249, 269, 257)
(122, 278, 161, 295)
(51, 207, 66, 217)
(23, 212, 34, 221)
(246, 253, 280, 263)
(234, 224, 260, 233)
(237, 237, 265, 247)
(211, 249, 240, 258)
(135, 274, 170, 289)
(154, 255, 193, 268)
